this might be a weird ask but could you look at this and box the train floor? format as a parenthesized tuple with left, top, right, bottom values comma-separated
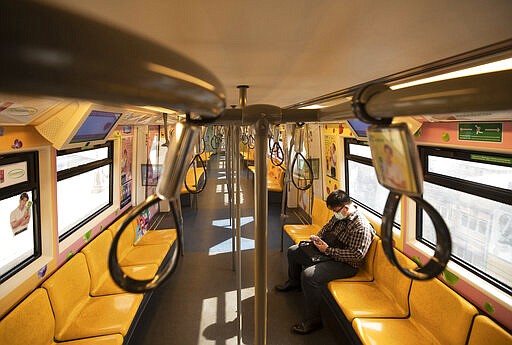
(129, 153, 339, 345)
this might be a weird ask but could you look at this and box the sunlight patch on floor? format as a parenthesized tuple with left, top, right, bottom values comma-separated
(198, 287, 254, 344)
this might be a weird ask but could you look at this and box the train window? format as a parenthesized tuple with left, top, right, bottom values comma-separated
(56, 142, 113, 241)
(0, 151, 41, 283)
(344, 139, 401, 227)
(418, 147, 512, 292)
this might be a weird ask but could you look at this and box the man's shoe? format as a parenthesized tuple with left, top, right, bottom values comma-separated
(275, 281, 300, 292)
(291, 320, 323, 335)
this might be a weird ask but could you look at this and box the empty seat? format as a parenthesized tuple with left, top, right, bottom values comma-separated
(353, 277, 478, 345)
(329, 244, 414, 321)
(82, 230, 159, 296)
(42, 253, 142, 341)
(467, 315, 512, 345)
(0, 288, 123, 345)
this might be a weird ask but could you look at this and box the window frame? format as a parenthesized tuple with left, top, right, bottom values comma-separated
(56, 141, 114, 241)
(344, 138, 400, 228)
(0, 151, 41, 284)
(417, 145, 512, 294)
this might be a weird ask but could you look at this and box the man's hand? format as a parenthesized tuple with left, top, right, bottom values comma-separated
(310, 235, 328, 253)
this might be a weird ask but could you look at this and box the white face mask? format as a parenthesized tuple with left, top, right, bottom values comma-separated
(334, 211, 346, 220)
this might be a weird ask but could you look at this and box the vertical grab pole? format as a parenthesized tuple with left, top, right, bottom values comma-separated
(237, 85, 248, 345)
(234, 124, 243, 345)
(280, 123, 297, 251)
(227, 126, 236, 271)
(254, 117, 269, 345)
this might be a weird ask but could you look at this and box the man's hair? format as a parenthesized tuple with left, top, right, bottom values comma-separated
(326, 189, 351, 209)
(20, 192, 29, 201)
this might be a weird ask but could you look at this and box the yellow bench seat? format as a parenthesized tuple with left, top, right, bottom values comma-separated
(42, 254, 142, 341)
(109, 216, 174, 267)
(284, 197, 332, 244)
(353, 277, 478, 345)
(467, 315, 512, 345)
(329, 244, 414, 321)
(0, 288, 123, 345)
(136, 228, 177, 246)
(82, 230, 159, 296)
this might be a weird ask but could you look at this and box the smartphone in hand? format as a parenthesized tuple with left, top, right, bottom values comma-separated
(310, 235, 321, 243)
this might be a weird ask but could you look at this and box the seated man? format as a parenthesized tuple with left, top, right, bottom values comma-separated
(276, 189, 375, 334)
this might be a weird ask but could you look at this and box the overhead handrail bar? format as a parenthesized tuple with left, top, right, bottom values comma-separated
(1, 2, 225, 121)
(210, 70, 512, 125)
(109, 122, 199, 292)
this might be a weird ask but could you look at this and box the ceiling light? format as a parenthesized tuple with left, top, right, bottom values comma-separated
(390, 57, 512, 90)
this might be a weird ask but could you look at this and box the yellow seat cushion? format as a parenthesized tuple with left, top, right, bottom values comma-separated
(0, 288, 55, 345)
(119, 243, 170, 266)
(467, 315, 512, 345)
(136, 228, 177, 246)
(42, 253, 142, 341)
(354, 317, 444, 345)
(353, 277, 478, 345)
(283, 224, 321, 244)
(328, 245, 414, 321)
(0, 288, 124, 345)
(61, 335, 123, 344)
(82, 230, 159, 295)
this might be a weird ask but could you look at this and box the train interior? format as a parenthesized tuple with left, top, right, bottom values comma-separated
(0, 1, 512, 345)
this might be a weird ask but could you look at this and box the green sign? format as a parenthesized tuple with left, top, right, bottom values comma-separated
(458, 123, 502, 143)
(471, 154, 512, 165)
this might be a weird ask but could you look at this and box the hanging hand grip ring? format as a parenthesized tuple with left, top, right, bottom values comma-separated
(290, 152, 313, 191)
(381, 192, 452, 280)
(108, 194, 182, 293)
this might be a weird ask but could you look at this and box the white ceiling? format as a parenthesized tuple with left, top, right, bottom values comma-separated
(40, 0, 512, 109)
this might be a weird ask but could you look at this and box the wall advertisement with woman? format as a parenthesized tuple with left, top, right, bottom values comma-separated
(323, 124, 341, 197)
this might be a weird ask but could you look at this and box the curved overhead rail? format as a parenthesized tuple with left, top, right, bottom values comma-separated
(0, 1, 226, 121)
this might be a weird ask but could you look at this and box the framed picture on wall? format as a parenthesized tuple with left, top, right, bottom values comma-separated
(140, 164, 162, 186)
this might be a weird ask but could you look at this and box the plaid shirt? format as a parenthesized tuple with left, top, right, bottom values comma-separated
(317, 206, 375, 268)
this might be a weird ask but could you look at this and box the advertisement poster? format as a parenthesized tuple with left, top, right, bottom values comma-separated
(367, 126, 422, 195)
(134, 209, 150, 243)
(323, 124, 340, 196)
(120, 133, 133, 208)
(0, 162, 28, 190)
(121, 136, 133, 184)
